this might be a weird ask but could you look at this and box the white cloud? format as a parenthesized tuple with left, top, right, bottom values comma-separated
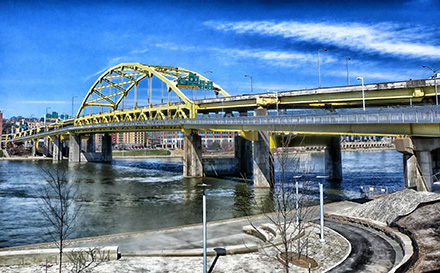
(204, 20, 440, 60)
(130, 48, 149, 54)
(84, 57, 126, 82)
(138, 42, 334, 68)
(218, 48, 335, 67)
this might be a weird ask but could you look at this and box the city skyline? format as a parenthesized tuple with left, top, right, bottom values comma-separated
(1, 0, 440, 118)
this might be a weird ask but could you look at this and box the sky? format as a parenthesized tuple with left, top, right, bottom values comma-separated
(1, 0, 440, 119)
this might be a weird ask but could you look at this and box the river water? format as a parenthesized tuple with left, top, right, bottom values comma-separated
(0, 150, 403, 248)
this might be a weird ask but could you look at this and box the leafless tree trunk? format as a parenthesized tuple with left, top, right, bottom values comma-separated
(38, 167, 81, 273)
(245, 134, 316, 273)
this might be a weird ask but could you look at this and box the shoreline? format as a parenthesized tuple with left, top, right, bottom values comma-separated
(0, 146, 396, 161)
(1, 190, 438, 272)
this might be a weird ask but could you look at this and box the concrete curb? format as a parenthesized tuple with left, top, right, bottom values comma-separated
(124, 244, 259, 257)
(0, 246, 120, 266)
(326, 214, 414, 273)
(322, 226, 352, 273)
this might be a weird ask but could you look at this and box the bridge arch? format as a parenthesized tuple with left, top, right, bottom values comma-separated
(76, 63, 229, 122)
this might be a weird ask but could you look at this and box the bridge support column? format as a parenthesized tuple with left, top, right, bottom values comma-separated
(43, 137, 51, 157)
(69, 135, 81, 162)
(183, 132, 203, 178)
(253, 132, 275, 187)
(101, 133, 112, 162)
(325, 136, 342, 182)
(234, 135, 253, 178)
(87, 134, 95, 153)
(52, 136, 62, 162)
(253, 108, 274, 188)
(395, 137, 440, 191)
(31, 139, 37, 157)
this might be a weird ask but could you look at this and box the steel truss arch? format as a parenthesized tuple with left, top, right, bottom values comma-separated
(76, 63, 229, 122)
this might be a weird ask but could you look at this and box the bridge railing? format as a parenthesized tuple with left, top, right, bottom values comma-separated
(3, 106, 440, 143)
(187, 105, 440, 125)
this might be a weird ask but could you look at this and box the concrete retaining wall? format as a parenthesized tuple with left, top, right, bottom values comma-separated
(0, 246, 119, 266)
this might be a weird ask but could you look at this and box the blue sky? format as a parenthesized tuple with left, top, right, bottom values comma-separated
(1, 0, 439, 118)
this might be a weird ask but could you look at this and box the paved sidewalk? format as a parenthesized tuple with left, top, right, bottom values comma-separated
(2, 201, 360, 256)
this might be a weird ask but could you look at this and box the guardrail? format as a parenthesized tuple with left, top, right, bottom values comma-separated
(187, 106, 440, 125)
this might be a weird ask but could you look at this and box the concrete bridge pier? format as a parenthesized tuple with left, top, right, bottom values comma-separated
(325, 136, 343, 182)
(69, 135, 81, 162)
(183, 132, 203, 178)
(69, 134, 112, 163)
(234, 135, 253, 178)
(253, 131, 275, 187)
(101, 133, 112, 162)
(253, 108, 275, 188)
(395, 137, 440, 191)
(31, 139, 37, 157)
(43, 136, 51, 157)
(52, 135, 62, 162)
(87, 134, 95, 153)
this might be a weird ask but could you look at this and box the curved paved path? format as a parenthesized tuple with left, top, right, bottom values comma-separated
(326, 220, 396, 273)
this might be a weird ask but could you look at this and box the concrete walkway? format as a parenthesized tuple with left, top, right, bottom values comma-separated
(1, 201, 359, 259)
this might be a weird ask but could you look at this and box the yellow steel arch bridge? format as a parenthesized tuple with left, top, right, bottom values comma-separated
(75, 63, 230, 125)
(4, 62, 440, 144)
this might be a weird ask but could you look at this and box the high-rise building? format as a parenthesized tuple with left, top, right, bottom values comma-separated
(111, 131, 149, 149)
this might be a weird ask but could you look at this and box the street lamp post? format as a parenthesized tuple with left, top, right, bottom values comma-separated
(422, 65, 440, 106)
(244, 74, 253, 94)
(319, 181, 325, 243)
(318, 49, 327, 88)
(199, 183, 209, 273)
(204, 71, 213, 99)
(315, 175, 327, 243)
(357, 77, 365, 111)
(346, 57, 351, 85)
(72, 96, 78, 117)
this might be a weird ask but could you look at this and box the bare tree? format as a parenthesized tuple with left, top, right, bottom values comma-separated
(244, 135, 317, 273)
(66, 247, 109, 273)
(39, 167, 81, 273)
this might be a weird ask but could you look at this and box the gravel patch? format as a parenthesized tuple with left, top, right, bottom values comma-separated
(340, 189, 440, 225)
(395, 202, 440, 272)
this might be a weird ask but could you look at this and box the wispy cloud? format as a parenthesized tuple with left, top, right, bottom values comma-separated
(204, 20, 440, 60)
(135, 42, 335, 68)
(217, 48, 335, 66)
(84, 57, 126, 82)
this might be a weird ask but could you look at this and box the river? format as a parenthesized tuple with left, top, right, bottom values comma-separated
(0, 150, 403, 248)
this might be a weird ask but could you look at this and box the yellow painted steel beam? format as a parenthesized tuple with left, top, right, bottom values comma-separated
(239, 130, 259, 141)
(77, 63, 230, 120)
(196, 80, 435, 112)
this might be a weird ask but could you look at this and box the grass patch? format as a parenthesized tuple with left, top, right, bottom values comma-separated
(113, 149, 171, 157)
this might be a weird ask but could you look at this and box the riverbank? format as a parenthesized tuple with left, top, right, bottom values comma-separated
(2, 189, 439, 272)
(0, 202, 355, 272)
(328, 188, 440, 272)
